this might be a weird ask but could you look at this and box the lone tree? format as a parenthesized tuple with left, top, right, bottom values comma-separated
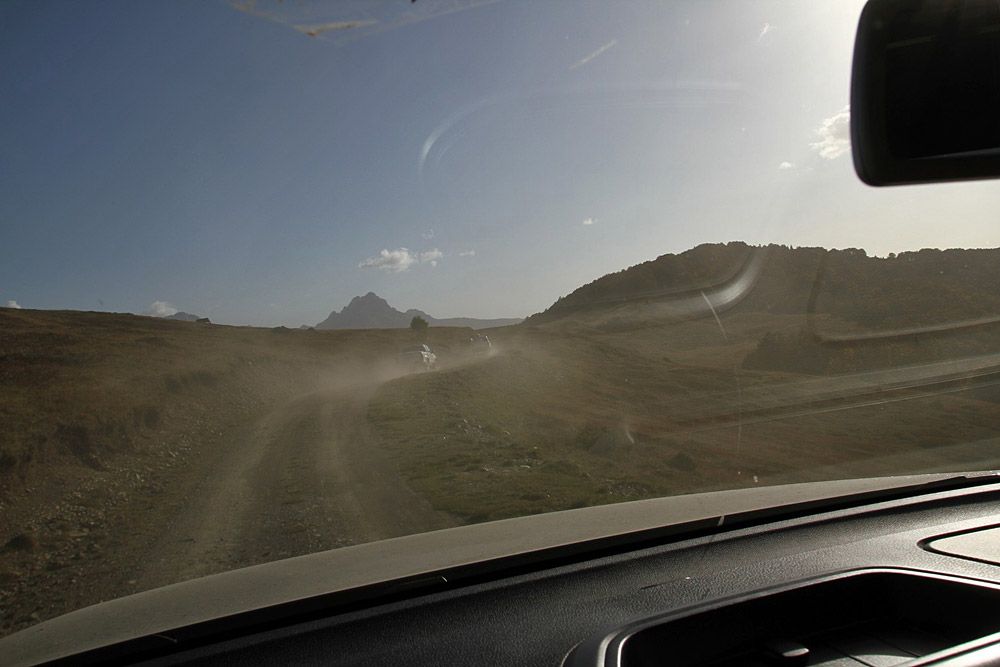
(410, 316, 428, 331)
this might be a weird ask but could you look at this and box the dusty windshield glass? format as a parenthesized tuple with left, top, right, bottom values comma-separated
(3, 0, 1000, 639)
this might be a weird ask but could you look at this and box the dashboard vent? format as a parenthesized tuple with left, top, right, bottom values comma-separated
(593, 571, 1000, 666)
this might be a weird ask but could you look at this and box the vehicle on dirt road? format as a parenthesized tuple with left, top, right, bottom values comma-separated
(397, 344, 437, 372)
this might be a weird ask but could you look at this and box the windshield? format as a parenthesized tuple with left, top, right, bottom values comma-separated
(3, 0, 1000, 639)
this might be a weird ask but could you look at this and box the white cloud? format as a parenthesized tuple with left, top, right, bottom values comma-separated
(778, 161, 795, 170)
(582, 217, 596, 226)
(421, 229, 435, 240)
(811, 106, 851, 160)
(147, 300, 178, 317)
(359, 248, 417, 273)
(570, 39, 617, 70)
(459, 250, 476, 257)
(758, 22, 773, 42)
(419, 248, 443, 267)
(359, 248, 443, 273)
(5, 299, 21, 309)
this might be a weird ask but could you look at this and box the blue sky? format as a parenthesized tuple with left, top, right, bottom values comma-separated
(3, 0, 1000, 326)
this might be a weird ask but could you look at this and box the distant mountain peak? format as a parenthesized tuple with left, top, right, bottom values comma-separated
(315, 293, 521, 331)
(345, 292, 388, 306)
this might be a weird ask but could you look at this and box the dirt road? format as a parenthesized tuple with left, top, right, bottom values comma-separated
(0, 367, 455, 636)
(132, 378, 454, 590)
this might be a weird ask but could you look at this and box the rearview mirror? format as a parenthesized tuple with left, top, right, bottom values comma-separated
(852, 0, 1000, 185)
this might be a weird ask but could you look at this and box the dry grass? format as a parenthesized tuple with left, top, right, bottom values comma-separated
(369, 315, 1000, 524)
(5, 306, 1000, 533)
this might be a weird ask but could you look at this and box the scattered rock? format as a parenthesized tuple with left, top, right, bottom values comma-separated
(2, 532, 38, 553)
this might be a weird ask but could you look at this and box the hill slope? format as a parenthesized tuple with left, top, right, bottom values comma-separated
(529, 242, 1000, 333)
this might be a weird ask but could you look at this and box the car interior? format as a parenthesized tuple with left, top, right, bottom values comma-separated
(4, 0, 1000, 665)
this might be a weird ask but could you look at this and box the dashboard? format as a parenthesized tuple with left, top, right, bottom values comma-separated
(114, 478, 1000, 666)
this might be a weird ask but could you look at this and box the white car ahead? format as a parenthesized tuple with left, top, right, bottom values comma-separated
(398, 344, 437, 371)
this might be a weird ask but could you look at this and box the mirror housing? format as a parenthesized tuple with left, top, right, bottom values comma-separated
(852, 0, 1000, 186)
